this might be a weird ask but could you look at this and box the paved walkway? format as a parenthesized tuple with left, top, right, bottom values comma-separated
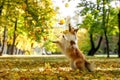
(0, 55, 66, 58)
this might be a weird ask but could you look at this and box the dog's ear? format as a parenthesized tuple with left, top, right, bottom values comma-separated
(69, 23, 72, 31)
(74, 28, 79, 33)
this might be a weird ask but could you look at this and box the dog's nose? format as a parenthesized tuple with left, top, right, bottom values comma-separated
(70, 40, 75, 45)
(62, 35, 65, 38)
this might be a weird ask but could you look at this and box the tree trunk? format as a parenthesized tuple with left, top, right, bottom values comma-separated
(118, 10, 120, 57)
(88, 34, 103, 56)
(0, 0, 4, 15)
(104, 31, 109, 57)
(7, 44, 12, 55)
(11, 19, 17, 55)
(88, 34, 95, 56)
(102, 0, 110, 58)
(0, 0, 4, 56)
(0, 39, 2, 52)
(105, 8, 110, 58)
(104, 6, 110, 58)
(0, 26, 7, 56)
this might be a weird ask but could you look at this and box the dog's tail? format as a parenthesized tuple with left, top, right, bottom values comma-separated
(85, 60, 95, 72)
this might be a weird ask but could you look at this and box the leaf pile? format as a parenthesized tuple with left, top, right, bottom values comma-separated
(0, 56, 120, 80)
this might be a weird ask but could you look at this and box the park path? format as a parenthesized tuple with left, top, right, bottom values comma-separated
(0, 55, 66, 58)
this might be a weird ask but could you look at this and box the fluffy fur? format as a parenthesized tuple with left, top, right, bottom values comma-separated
(53, 24, 94, 72)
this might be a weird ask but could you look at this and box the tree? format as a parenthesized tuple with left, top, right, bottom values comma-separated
(78, 0, 103, 56)
(11, 18, 17, 55)
(0, 0, 9, 55)
(77, 0, 119, 56)
(102, 0, 119, 57)
(118, 10, 120, 57)
(0, 0, 57, 55)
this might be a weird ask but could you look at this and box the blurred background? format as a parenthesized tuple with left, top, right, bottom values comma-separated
(0, 0, 120, 57)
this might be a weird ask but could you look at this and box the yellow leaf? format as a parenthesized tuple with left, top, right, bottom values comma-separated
(65, 3, 69, 8)
(59, 19, 65, 25)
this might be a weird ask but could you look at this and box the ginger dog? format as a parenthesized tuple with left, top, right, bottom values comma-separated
(53, 24, 94, 72)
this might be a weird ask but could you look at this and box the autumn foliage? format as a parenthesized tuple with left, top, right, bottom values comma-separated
(0, 56, 120, 79)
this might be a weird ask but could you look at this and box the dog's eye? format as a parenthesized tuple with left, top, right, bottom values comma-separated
(62, 35, 66, 40)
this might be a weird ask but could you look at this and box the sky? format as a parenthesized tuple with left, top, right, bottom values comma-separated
(52, 0, 120, 26)
(52, 0, 120, 16)
(52, 0, 81, 26)
(52, 0, 79, 17)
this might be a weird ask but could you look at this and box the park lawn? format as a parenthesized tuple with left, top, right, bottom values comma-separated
(0, 55, 120, 80)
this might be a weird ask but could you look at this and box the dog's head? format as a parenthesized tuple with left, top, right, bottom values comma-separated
(62, 24, 79, 45)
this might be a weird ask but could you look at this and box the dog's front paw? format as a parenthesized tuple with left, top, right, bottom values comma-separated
(52, 41, 60, 43)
